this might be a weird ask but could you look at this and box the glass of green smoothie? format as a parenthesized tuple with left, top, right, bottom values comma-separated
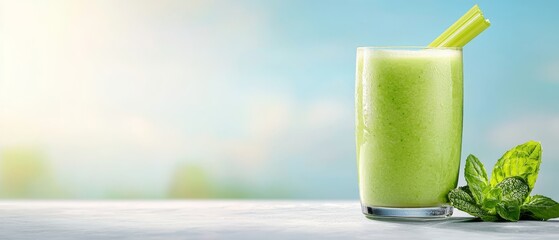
(355, 46, 463, 219)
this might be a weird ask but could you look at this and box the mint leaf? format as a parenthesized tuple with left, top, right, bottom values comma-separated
(448, 187, 485, 218)
(490, 141, 542, 190)
(464, 154, 489, 204)
(495, 177, 530, 206)
(489, 177, 530, 222)
(481, 187, 501, 211)
(496, 202, 521, 221)
(448, 186, 500, 221)
(521, 195, 559, 220)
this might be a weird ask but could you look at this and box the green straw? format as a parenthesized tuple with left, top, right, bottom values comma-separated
(429, 4, 491, 47)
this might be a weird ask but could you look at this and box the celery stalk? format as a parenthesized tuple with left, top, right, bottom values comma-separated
(429, 5, 491, 47)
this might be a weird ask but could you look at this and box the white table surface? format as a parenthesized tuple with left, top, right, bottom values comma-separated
(0, 201, 557, 239)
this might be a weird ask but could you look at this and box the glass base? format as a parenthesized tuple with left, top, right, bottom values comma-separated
(362, 205, 453, 220)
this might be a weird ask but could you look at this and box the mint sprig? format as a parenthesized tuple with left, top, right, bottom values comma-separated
(448, 141, 559, 221)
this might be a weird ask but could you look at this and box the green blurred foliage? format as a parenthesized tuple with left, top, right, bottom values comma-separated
(168, 164, 214, 198)
(0, 151, 286, 199)
(0, 147, 66, 198)
(0, 147, 289, 199)
(167, 163, 290, 199)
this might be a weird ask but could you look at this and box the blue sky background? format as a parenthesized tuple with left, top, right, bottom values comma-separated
(0, 0, 558, 199)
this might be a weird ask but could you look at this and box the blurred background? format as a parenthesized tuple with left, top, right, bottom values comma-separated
(0, 0, 558, 199)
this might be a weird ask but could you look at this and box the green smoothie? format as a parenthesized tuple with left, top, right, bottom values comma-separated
(356, 47, 463, 208)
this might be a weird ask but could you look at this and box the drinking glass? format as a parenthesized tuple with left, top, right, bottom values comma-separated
(355, 47, 463, 219)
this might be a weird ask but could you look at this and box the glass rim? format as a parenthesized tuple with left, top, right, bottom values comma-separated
(357, 46, 462, 50)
